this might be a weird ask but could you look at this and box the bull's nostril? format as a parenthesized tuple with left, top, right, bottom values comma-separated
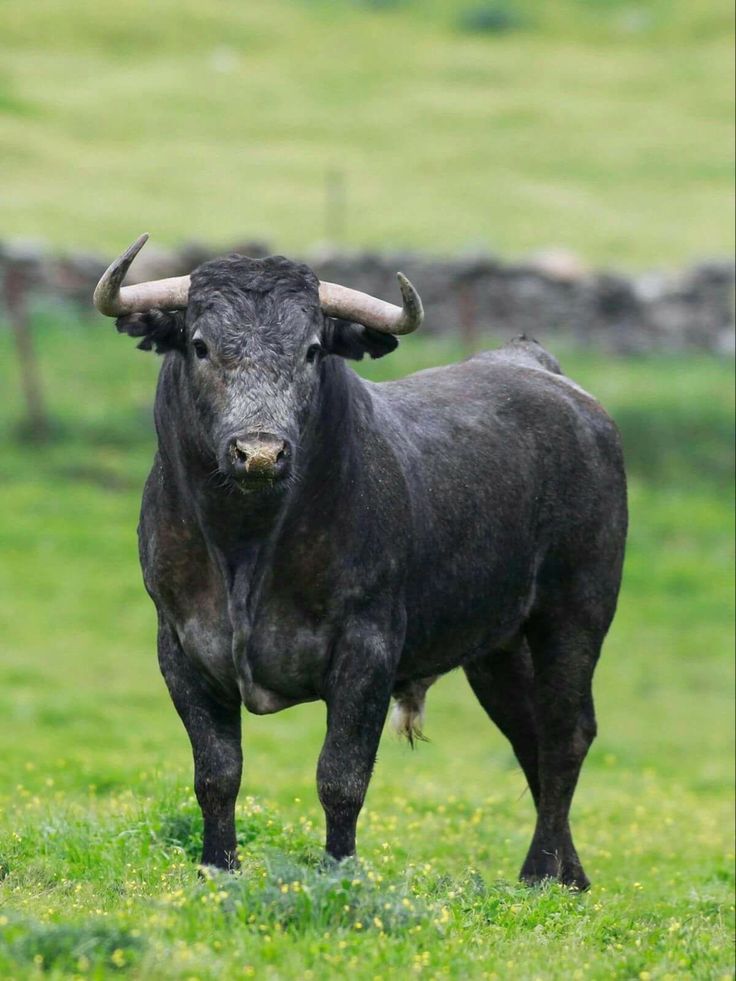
(233, 440, 249, 463)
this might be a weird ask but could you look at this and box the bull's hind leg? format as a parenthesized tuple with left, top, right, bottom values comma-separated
(158, 619, 242, 871)
(521, 618, 601, 890)
(463, 642, 540, 804)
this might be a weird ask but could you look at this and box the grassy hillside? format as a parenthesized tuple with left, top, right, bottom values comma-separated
(0, 319, 733, 978)
(1, 0, 734, 265)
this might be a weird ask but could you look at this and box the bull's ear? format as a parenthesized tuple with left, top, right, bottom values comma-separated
(115, 310, 186, 354)
(323, 319, 399, 361)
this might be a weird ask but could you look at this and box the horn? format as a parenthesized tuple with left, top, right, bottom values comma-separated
(94, 235, 423, 335)
(318, 273, 423, 335)
(93, 233, 190, 316)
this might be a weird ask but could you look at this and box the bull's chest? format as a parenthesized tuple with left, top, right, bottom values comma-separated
(176, 591, 326, 715)
(234, 592, 328, 713)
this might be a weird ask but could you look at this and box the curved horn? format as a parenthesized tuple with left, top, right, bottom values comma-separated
(94, 236, 424, 335)
(318, 273, 423, 335)
(93, 233, 190, 316)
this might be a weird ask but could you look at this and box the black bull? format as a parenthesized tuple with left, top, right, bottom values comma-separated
(114, 253, 627, 890)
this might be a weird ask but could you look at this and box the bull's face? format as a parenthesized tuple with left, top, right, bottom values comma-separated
(115, 255, 401, 493)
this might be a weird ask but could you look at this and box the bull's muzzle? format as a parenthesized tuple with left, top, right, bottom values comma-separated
(226, 433, 291, 484)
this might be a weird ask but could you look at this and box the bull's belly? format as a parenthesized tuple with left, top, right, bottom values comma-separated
(396, 622, 519, 682)
(396, 587, 533, 681)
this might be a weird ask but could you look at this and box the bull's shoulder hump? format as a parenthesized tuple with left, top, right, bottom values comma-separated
(372, 350, 600, 411)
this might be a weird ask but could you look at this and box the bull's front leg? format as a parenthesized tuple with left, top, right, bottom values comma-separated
(317, 627, 396, 860)
(157, 618, 243, 871)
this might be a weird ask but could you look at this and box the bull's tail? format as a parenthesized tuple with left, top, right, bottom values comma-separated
(391, 676, 438, 747)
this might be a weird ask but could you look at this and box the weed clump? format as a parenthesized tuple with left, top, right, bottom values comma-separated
(6, 919, 144, 973)
(195, 852, 427, 934)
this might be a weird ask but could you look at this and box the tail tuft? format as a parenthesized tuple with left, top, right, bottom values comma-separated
(391, 678, 438, 747)
(391, 700, 428, 747)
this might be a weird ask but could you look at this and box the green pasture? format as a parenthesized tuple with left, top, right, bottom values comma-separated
(0, 315, 733, 979)
(1, 0, 734, 265)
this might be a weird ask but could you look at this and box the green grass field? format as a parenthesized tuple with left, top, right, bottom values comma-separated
(1, 0, 734, 265)
(0, 315, 733, 979)
(1, 1, 734, 974)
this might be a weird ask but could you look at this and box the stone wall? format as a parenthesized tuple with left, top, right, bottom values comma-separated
(1, 240, 733, 354)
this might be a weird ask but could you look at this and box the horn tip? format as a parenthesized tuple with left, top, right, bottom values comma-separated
(113, 232, 150, 270)
(128, 232, 149, 255)
(93, 233, 151, 316)
(396, 272, 424, 331)
(396, 271, 419, 300)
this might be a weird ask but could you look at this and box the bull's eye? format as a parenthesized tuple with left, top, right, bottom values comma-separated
(192, 339, 208, 360)
(306, 343, 322, 364)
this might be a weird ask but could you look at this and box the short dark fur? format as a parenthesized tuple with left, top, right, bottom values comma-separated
(117, 254, 628, 888)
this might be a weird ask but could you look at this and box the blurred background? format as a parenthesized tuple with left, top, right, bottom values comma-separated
(1, 0, 734, 261)
(0, 0, 733, 976)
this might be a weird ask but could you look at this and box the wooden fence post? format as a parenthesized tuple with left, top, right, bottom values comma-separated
(3, 263, 51, 441)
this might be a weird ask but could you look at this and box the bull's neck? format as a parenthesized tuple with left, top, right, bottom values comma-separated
(154, 355, 368, 556)
(286, 356, 368, 518)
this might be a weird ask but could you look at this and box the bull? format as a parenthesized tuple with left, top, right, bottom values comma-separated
(94, 234, 627, 890)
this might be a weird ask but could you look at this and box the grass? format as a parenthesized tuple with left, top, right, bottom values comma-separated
(0, 314, 733, 978)
(0, 0, 734, 265)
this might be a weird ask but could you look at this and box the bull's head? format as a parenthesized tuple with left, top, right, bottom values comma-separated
(94, 234, 423, 492)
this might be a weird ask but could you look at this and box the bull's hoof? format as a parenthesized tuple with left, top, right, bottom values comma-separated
(520, 853, 590, 892)
(198, 852, 241, 876)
